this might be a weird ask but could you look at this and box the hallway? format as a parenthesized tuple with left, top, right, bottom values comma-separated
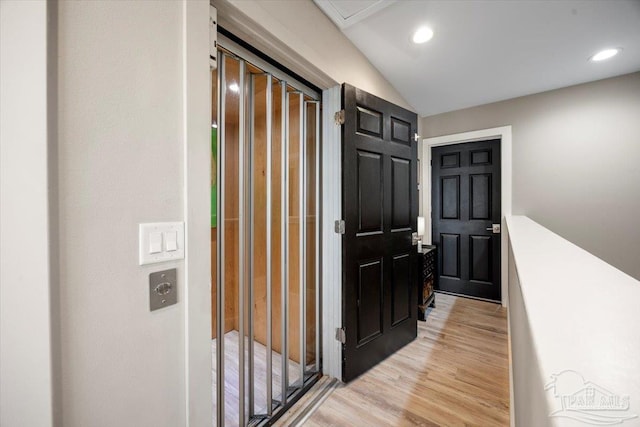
(302, 293, 509, 426)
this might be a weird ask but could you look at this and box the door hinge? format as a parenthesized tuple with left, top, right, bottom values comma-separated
(414, 132, 420, 142)
(335, 327, 346, 344)
(334, 219, 345, 234)
(334, 109, 345, 125)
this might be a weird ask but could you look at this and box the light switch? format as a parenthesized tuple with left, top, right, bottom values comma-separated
(149, 232, 163, 254)
(139, 222, 185, 265)
(165, 231, 178, 252)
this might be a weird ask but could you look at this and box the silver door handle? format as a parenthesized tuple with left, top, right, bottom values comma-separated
(486, 224, 501, 233)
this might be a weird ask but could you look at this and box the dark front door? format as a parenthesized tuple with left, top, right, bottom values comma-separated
(341, 84, 418, 382)
(431, 139, 501, 301)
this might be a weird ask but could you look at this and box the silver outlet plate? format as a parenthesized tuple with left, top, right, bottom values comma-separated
(149, 268, 177, 311)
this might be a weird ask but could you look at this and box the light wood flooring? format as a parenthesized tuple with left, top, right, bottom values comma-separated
(300, 293, 510, 426)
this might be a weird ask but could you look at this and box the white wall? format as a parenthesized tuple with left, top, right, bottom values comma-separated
(214, 0, 413, 109)
(507, 240, 551, 427)
(507, 216, 640, 426)
(183, 1, 215, 425)
(3, 0, 409, 424)
(0, 2, 55, 426)
(420, 72, 640, 280)
(56, 1, 210, 426)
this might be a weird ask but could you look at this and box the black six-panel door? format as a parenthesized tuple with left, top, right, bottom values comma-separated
(342, 84, 418, 382)
(432, 139, 501, 301)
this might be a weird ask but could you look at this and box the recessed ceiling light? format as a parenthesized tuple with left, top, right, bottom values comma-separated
(590, 48, 621, 62)
(229, 82, 239, 92)
(412, 26, 434, 44)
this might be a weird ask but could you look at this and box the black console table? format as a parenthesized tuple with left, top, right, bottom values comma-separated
(418, 245, 437, 321)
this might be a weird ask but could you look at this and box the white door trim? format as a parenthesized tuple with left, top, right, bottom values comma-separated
(422, 126, 512, 307)
(183, 1, 213, 425)
(0, 2, 56, 425)
(321, 85, 342, 379)
(212, 0, 336, 90)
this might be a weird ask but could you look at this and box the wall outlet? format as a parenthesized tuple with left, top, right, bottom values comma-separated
(149, 268, 177, 311)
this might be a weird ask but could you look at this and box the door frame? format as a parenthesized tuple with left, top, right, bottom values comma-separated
(321, 85, 343, 380)
(421, 126, 512, 307)
(184, 6, 344, 425)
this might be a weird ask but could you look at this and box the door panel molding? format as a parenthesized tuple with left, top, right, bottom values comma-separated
(356, 257, 384, 346)
(391, 253, 412, 327)
(440, 233, 461, 278)
(422, 126, 512, 307)
(471, 149, 492, 166)
(469, 235, 493, 283)
(390, 156, 411, 231)
(441, 152, 460, 169)
(390, 117, 412, 145)
(440, 175, 461, 220)
(470, 173, 492, 220)
(356, 106, 384, 139)
(357, 150, 384, 234)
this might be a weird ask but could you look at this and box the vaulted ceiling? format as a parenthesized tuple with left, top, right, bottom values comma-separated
(314, 0, 640, 116)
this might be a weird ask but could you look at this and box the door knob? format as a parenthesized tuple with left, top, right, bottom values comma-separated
(486, 224, 501, 233)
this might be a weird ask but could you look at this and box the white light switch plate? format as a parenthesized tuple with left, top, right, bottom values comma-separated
(139, 222, 185, 265)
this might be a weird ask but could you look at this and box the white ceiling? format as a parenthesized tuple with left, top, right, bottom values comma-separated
(314, 0, 640, 117)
